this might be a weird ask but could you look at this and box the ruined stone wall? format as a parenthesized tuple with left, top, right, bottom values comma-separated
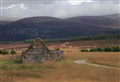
(21, 38, 64, 63)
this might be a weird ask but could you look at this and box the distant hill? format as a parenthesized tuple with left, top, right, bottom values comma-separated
(0, 14, 120, 41)
(65, 14, 120, 29)
(17, 16, 64, 23)
(103, 14, 120, 19)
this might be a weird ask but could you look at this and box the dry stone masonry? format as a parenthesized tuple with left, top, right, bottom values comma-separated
(21, 38, 64, 63)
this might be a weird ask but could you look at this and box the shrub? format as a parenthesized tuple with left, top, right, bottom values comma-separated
(10, 50, 17, 55)
(0, 50, 2, 54)
(104, 47, 112, 52)
(112, 46, 120, 52)
(81, 46, 120, 52)
(84, 49, 89, 52)
(54, 48, 60, 51)
(81, 49, 88, 52)
(96, 48, 104, 52)
(81, 49, 85, 52)
(89, 48, 98, 52)
(2, 50, 9, 55)
(89, 48, 95, 52)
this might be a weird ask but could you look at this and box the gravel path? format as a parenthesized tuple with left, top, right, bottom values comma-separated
(73, 60, 120, 69)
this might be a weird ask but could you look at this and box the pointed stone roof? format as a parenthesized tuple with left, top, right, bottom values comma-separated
(21, 38, 51, 63)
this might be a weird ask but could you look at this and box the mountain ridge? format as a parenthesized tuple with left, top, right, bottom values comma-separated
(0, 14, 120, 41)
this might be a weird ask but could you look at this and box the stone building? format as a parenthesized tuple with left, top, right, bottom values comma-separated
(50, 50, 64, 60)
(21, 38, 64, 63)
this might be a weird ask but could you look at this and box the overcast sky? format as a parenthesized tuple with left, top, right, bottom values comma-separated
(0, 0, 120, 19)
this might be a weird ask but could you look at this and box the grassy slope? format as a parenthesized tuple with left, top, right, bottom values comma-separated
(0, 47, 120, 82)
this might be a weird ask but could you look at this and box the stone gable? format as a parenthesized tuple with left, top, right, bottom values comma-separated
(21, 38, 64, 63)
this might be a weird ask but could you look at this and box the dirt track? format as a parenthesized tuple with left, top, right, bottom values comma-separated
(73, 60, 120, 69)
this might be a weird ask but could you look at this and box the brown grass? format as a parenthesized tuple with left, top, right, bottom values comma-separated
(0, 45, 120, 82)
(62, 47, 120, 67)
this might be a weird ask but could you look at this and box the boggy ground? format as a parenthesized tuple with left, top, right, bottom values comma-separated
(0, 40, 120, 82)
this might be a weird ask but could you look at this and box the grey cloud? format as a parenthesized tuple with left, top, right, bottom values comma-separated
(2, 0, 120, 1)
(93, 0, 119, 1)
(1, 0, 120, 18)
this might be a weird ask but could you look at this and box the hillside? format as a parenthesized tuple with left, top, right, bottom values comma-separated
(0, 14, 120, 41)
(65, 14, 120, 29)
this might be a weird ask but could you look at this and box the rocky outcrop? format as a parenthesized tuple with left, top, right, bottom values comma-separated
(21, 38, 63, 63)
